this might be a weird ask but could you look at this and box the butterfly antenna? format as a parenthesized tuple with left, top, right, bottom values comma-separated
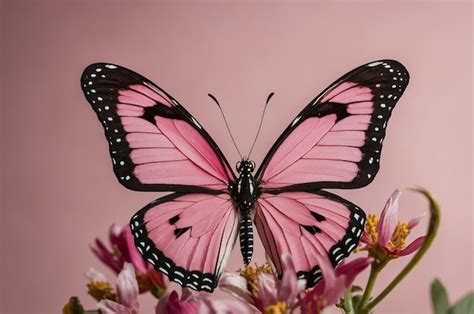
(208, 94, 243, 158)
(248, 92, 274, 158)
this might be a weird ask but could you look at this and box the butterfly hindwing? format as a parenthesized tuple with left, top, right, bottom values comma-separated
(255, 190, 365, 287)
(130, 192, 239, 292)
(256, 60, 409, 191)
(81, 63, 235, 193)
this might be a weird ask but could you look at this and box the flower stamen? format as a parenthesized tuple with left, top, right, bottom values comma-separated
(366, 214, 379, 244)
(87, 280, 116, 301)
(388, 221, 410, 250)
(238, 263, 273, 295)
(265, 301, 287, 314)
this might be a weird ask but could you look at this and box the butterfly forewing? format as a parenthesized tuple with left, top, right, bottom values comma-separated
(81, 63, 235, 193)
(256, 60, 409, 191)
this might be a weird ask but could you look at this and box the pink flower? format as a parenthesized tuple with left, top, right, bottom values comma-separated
(156, 288, 252, 314)
(91, 224, 166, 295)
(361, 190, 426, 257)
(219, 253, 306, 313)
(156, 289, 199, 314)
(98, 263, 139, 314)
(301, 256, 373, 314)
(91, 224, 147, 274)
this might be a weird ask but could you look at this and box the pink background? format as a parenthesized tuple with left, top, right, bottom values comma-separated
(1, 1, 472, 313)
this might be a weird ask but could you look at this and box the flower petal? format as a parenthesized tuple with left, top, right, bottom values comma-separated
(122, 226, 148, 274)
(408, 214, 425, 229)
(156, 291, 171, 314)
(335, 257, 373, 287)
(109, 223, 123, 245)
(167, 290, 199, 314)
(97, 299, 130, 314)
(91, 239, 122, 273)
(315, 255, 346, 306)
(360, 230, 371, 244)
(277, 253, 299, 302)
(116, 263, 139, 311)
(218, 272, 254, 304)
(199, 298, 253, 314)
(85, 267, 108, 283)
(397, 236, 425, 256)
(257, 272, 278, 308)
(378, 189, 401, 247)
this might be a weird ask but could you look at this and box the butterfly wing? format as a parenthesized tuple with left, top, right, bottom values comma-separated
(256, 60, 409, 190)
(130, 192, 239, 292)
(253, 60, 408, 287)
(255, 190, 365, 287)
(81, 63, 235, 193)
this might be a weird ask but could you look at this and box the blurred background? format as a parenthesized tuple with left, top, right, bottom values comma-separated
(1, 1, 472, 313)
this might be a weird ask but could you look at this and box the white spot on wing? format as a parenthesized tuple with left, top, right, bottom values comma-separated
(368, 61, 383, 67)
(291, 116, 301, 127)
(191, 117, 202, 129)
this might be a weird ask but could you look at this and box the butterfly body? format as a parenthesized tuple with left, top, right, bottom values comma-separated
(81, 59, 409, 292)
(230, 159, 259, 264)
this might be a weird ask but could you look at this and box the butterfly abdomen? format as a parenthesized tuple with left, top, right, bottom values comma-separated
(239, 214, 254, 265)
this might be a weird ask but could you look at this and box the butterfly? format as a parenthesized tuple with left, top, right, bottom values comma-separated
(81, 60, 409, 292)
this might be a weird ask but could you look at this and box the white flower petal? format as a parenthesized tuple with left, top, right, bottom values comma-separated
(116, 263, 139, 310)
(218, 272, 254, 304)
(85, 267, 108, 283)
(97, 299, 130, 314)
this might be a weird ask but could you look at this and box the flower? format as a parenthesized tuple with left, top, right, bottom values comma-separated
(219, 253, 306, 313)
(91, 224, 148, 274)
(301, 256, 373, 314)
(156, 289, 199, 314)
(85, 268, 116, 301)
(361, 189, 425, 258)
(91, 224, 166, 296)
(156, 288, 252, 314)
(97, 263, 139, 314)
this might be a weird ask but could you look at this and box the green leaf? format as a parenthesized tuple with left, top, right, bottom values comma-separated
(431, 279, 450, 314)
(448, 292, 474, 314)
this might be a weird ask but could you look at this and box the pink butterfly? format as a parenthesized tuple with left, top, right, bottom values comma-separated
(81, 60, 409, 292)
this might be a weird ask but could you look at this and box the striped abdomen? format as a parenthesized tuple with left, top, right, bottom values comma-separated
(239, 214, 254, 265)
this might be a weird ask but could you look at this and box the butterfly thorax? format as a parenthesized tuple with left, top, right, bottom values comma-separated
(230, 160, 259, 213)
(229, 159, 259, 265)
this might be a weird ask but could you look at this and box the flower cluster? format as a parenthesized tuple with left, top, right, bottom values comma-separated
(64, 188, 439, 314)
(220, 253, 373, 314)
(91, 224, 167, 297)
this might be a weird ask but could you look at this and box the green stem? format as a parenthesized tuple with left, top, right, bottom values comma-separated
(343, 288, 355, 314)
(362, 188, 441, 313)
(357, 262, 383, 312)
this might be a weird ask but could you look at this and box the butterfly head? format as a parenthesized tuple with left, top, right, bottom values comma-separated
(236, 160, 256, 174)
